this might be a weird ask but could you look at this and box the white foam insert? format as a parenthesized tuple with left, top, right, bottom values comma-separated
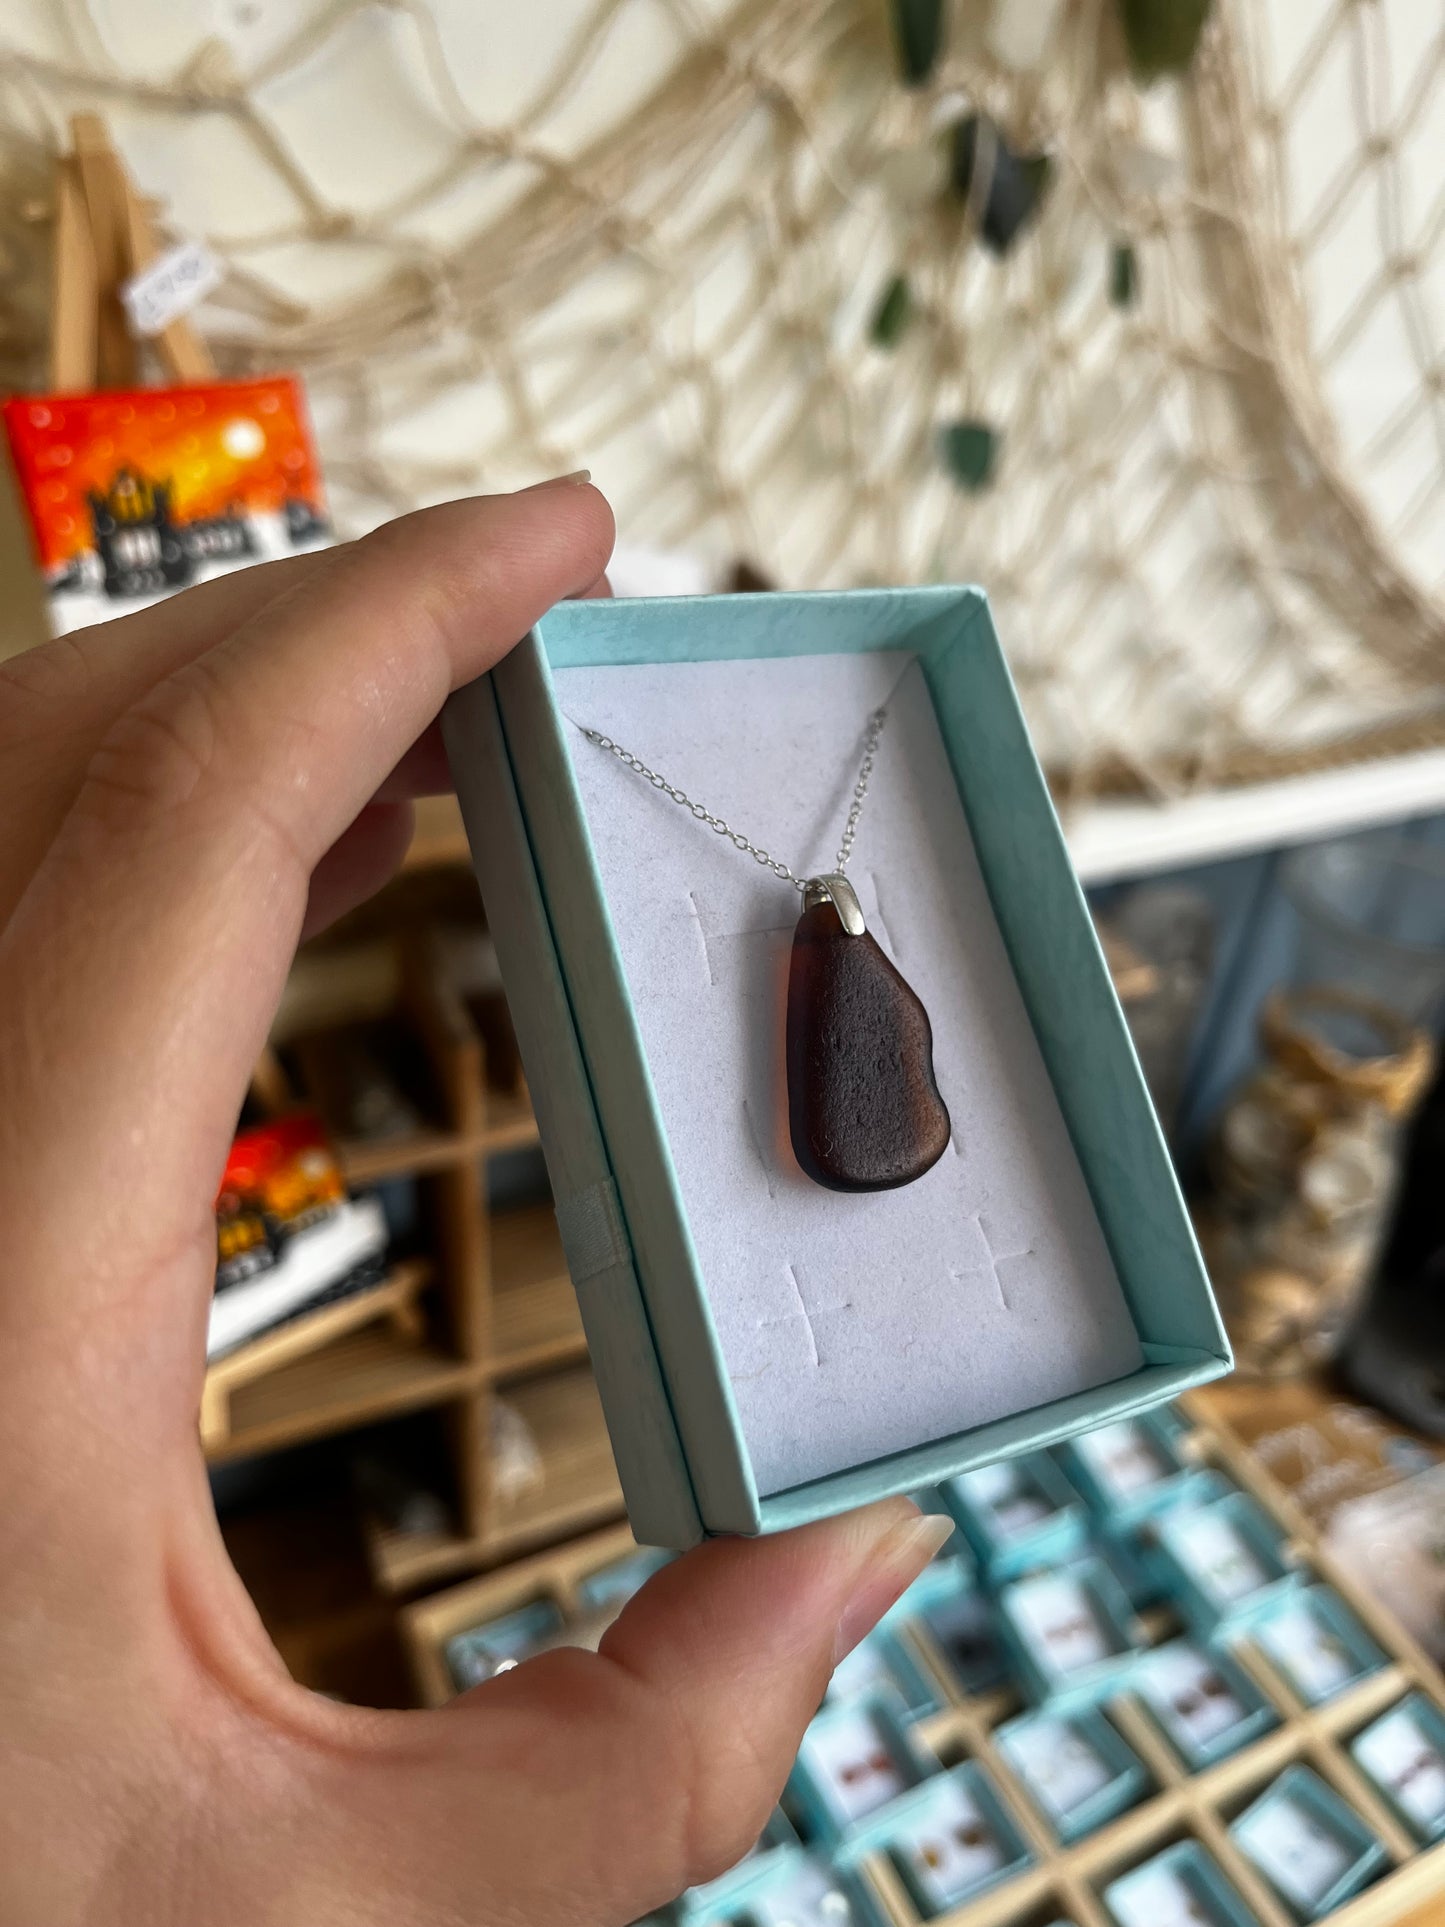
(1073, 1417, 1176, 1496)
(1175, 1511, 1272, 1604)
(1354, 1705, 1445, 1829)
(1107, 1860, 1216, 1927)
(800, 1706, 911, 1824)
(1000, 1716, 1114, 1818)
(1236, 1794, 1355, 1909)
(556, 651, 1142, 1493)
(1010, 1572, 1118, 1670)
(896, 1776, 1007, 1906)
(1258, 1602, 1359, 1701)
(1139, 1644, 1249, 1751)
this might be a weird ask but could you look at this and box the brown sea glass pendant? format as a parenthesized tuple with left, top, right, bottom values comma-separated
(786, 874, 951, 1191)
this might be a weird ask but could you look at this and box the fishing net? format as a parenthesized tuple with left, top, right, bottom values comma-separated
(1, 0, 1442, 797)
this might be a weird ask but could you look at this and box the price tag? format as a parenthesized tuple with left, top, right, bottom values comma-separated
(122, 240, 222, 337)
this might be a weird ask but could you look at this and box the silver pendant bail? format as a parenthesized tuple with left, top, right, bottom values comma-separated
(804, 873, 866, 936)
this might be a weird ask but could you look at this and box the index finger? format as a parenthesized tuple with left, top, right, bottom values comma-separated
(0, 484, 612, 1394)
(0, 545, 339, 925)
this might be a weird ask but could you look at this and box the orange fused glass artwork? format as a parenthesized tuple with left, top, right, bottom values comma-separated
(214, 1114, 348, 1292)
(3, 375, 330, 635)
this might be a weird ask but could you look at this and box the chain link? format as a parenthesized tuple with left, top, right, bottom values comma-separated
(580, 706, 888, 891)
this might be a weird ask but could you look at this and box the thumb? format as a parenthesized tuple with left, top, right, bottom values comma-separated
(364, 1498, 953, 1926)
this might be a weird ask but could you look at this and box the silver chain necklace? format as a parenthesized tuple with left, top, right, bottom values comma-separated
(577, 700, 952, 1194)
(579, 706, 887, 893)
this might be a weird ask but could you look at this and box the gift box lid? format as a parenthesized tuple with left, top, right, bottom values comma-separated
(444, 588, 1229, 1548)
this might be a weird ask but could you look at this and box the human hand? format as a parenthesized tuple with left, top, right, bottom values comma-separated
(0, 484, 951, 1926)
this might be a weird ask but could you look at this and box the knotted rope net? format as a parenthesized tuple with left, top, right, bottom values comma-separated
(0, 0, 1442, 799)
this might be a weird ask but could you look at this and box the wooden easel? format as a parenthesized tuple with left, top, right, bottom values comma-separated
(49, 112, 216, 392)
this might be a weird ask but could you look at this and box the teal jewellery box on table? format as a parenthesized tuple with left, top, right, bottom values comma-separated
(442, 587, 1230, 1549)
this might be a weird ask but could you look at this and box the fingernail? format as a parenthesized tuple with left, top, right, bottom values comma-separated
(833, 1509, 954, 1663)
(519, 468, 592, 492)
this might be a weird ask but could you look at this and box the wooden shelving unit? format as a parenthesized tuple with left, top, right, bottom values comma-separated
(363, 1362, 623, 1592)
(214, 1323, 481, 1466)
(204, 843, 621, 1597)
(481, 1365, 623, 1556)
(490, 1204, 586, 1379)
(401, 795, 472, 875)
(332, 1094, 541, 1188)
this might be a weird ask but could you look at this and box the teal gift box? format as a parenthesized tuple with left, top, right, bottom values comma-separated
(1230, 1764, 1388, 1920)
(943, 1450, 1089, 1581)
(1056, 1409, 1194, 1522)
(1152, 1491, 1300, 1633)
(1100, 1466, 1236, 1608)
(1351, 1692, 1445, 1843)
(841, 1761, 1032, 1915)
(905, 1560, 1011, 1697)
(995, 1704, 1149, 1842)
(826, 1620, 942, 1719)
(787, 1688, 938, 1847)
(1253, 1584, 1388, 1705)
(1104, 1841, 1259, 1927)
(444, 588, 1229, 1548)
(994, 1555, 1144, 1711)
(1132, 1636, 1277, 1770)
(678, 1848, 884, 1927)
(443, 1598, 563, 1692)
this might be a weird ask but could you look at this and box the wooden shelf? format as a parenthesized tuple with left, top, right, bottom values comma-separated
(479, 1084, 542, 1154)
(337, 1126, 486, 1186)
(490, 1203, 586, 1379)
(483, 1366, 626, 1557)
(402, 795, 471, 873)
(208, 1321, 482, 1466)
(336, 1088, 538, 1186)
(364, 1364, 623, 1593)
(1065, 744, 1445, 884)
(232, 905, 563, 1573)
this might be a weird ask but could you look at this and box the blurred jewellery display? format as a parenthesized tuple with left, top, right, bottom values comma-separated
(580, 707, 951, 1193)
